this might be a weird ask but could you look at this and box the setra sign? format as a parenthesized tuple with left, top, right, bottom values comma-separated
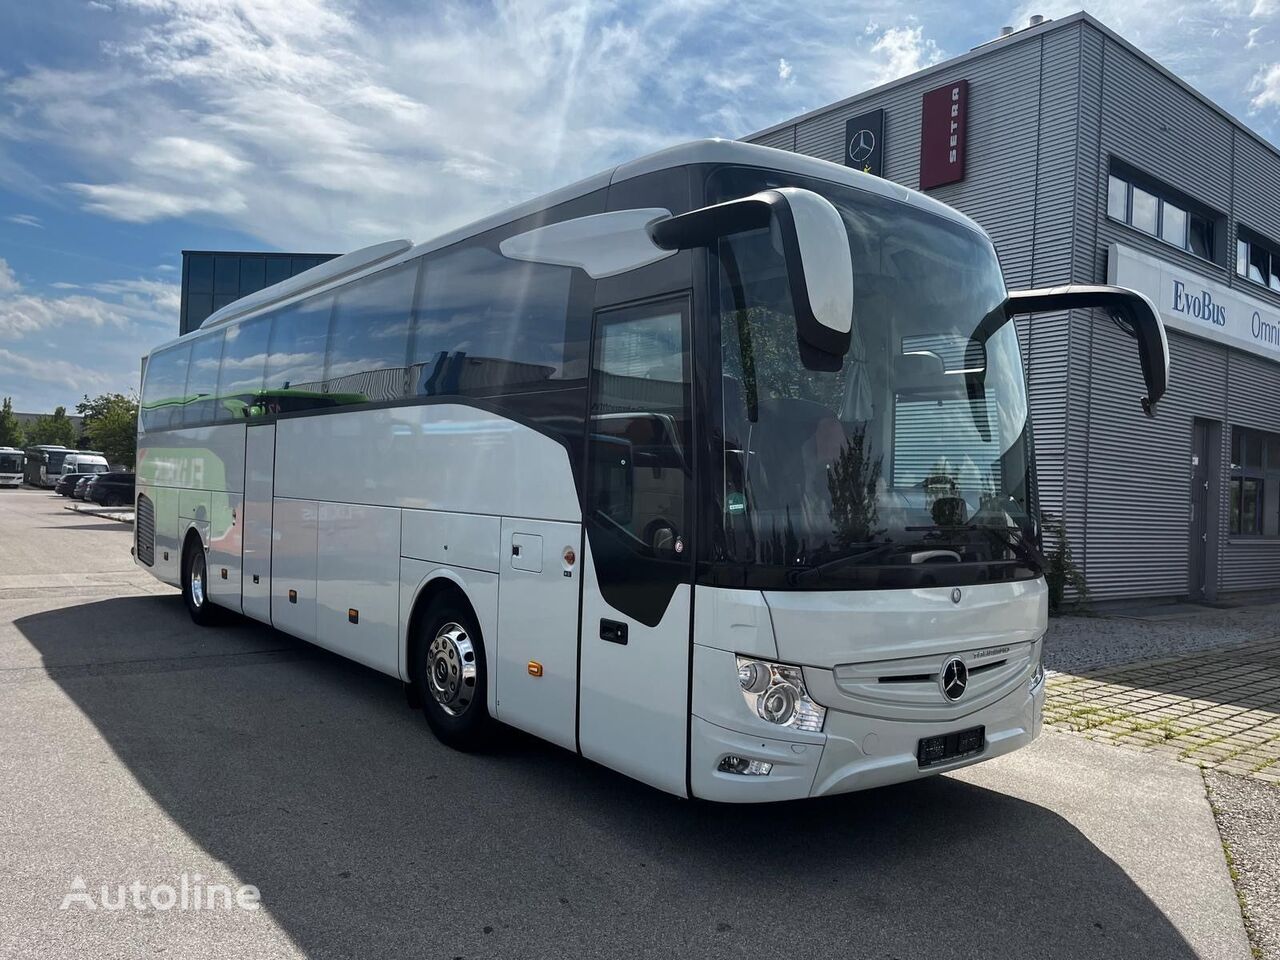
(919, 79, 968, 190)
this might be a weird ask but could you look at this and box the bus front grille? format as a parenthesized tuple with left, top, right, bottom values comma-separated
(135, 494, 155, 566)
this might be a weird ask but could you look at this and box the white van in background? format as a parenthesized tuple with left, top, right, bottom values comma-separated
(61, 453, 109, 476)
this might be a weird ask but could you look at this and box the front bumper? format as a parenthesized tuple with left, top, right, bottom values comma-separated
(689, 645, 1045, 803)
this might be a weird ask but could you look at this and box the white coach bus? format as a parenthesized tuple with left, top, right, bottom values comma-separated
(0, 447, 23, 487)
(135, 140, 1168, 801)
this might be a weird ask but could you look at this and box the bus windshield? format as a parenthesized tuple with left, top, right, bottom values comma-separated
(0, 453, 22, 473)
(712, 168, 1038, 589)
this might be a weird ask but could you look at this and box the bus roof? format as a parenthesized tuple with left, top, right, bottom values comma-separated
(190, 139, 987, 341)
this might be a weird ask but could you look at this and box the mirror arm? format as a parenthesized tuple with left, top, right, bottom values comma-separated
(646, 193, 780, 251)
(1005, 284, 1169, 415)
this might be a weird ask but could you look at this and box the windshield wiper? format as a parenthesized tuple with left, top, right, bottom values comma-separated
(789, 542, 907, 584)
(970, 523, 1045, 571)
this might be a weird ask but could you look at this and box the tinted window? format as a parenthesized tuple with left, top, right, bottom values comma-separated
(325, 263, 417, 404)
(217, 316, 271, 420)
(1131, 186, 1158, 234)
(214, 255, 239, 294)
(1161, 204, 1187, 246)
(265, 257, 291, 287)
(584, 299, 692, 626)
(184, 293, 213, 332)
(240, 256, 266, 294)
(264, 295, 332, 413)
(142, 344, 192, 431)
(1107, 175, 1127, 220)
(1190, 214, 1214, 261)
(410, 245, 576, 398)
(183, 331, 225, 426)
(187, 255, 213, 294)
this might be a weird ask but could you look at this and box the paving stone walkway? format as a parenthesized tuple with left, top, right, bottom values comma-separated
(1044, 636, 1280, 783)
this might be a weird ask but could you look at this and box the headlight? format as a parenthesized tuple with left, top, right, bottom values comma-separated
(735, 656, 826, 732)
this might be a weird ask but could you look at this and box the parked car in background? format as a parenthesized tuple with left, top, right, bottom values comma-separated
(55, 472, 96, 496)
(73, 476, 97, 500)
(89, 472, 135, 507)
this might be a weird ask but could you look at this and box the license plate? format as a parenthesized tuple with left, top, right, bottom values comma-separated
(917, 726, 985, 768)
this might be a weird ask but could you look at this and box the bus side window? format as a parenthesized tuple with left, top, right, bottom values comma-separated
(216, 317, 270, 420)
(141, 343, 192, 432)
(182, 331, 226, 427)
(409, 245, 576, 400)
(264, 294, 332, 413)
(325, 261, 418, 404)
(584, 297, 692, 626)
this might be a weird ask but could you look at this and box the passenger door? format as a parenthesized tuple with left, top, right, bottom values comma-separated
(577, 297, 694, 795)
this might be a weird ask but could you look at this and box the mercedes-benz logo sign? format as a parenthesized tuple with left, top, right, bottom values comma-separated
(848, 129, 876, 164)
(951, 587, 962, 604)
(940, 657, 969, 701)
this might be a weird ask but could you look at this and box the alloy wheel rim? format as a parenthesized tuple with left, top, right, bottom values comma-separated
(426, 622, 477, 716)
(190, 552, 205, 608)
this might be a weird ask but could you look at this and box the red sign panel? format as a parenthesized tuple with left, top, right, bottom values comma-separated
(919, 79, 968, 190)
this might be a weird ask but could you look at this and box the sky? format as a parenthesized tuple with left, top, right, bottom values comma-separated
(3, 0, 1280, 412)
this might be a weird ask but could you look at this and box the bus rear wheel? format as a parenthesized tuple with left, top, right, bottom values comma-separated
(182, 538, 219, 626)
(413, 597, 494, 750)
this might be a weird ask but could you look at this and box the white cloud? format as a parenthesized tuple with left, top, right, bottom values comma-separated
(0, 0, 967, 251)
(66, 181, 247, 223)
(867, 25, 942, 86)
(0, 264, 178, 408)
(1252, 62, 1280, 108)
(0, 347, 116, 392)
(5, 213, 42, 228)
(0, 258, 18, 294)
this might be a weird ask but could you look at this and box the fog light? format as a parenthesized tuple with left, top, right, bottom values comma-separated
(734, 656, 826, 732)
(718, 755, 773, 776)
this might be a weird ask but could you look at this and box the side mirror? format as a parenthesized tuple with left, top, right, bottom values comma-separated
(648, 188, 854, 360)
(1005, 284, 1170, 415)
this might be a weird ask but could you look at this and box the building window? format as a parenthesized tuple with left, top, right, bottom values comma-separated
(1229, 427, 1280, 537)
(1107, 166, 1216, 261)
(1235, 229, 1280, 293)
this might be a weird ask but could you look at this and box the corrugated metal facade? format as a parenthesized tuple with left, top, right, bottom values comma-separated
(746, 12, 1280, 601)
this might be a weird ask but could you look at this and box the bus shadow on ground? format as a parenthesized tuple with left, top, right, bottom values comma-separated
(16, 596, 1201, 960)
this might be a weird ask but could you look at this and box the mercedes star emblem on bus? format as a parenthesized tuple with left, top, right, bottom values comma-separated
(848, 129, 876, 164)
(951, 588, 962, 604)
(940, 658, 969, 701)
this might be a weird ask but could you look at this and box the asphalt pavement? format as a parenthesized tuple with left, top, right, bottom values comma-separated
(0, 487, 1255, 960)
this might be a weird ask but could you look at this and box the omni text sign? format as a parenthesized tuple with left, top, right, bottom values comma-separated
(1108, 242, 1280, 364)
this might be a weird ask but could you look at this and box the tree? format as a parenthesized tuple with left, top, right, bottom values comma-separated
(0, 397, 25, 449)
(76, 393, 139, 469)
(27, 406, 77, 448)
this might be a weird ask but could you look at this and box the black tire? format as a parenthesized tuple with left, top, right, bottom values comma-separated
(182, 537, 219, 626)
(412, 595, 494, 750)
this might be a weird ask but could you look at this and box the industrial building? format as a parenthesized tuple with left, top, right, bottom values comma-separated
(180, 250, 336, 335)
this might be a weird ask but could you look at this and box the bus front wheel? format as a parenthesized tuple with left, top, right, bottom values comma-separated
(413, 597, 494, 750)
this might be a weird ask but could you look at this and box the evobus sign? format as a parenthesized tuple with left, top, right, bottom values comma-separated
(1109, 242, 1280, 363)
